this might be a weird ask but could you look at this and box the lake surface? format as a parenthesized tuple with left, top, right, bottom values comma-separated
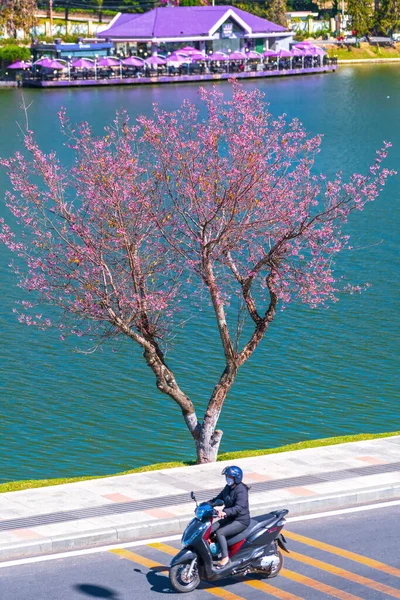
(0, 65, 399, 483)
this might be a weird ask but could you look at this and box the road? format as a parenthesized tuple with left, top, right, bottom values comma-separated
(1, 501, 399, 600)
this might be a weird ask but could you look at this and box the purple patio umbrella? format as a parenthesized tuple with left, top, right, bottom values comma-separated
(278, 49, 293, 58)
(122, 56, 145, 67)
(293, 43, 326, 56)
(97, 57, 120, 67)
(189, 51, 208, 61)
(71, 58, 94, 69)
(168, 52, 191, 63)
(291, 47, 306, 56)
(146, 55, 167, 66)
(208, 51, 229, 61)
(263, 49, 279, 57)
(312, 46, 327, 56)
(180, 45, 197, 53)
(36, 58, 65, 69)
(229, 51, 246, 60)
(8, 60, 32, 69)
(246, 51, 262, 59)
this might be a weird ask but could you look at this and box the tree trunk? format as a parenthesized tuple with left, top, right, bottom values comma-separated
(195, 363, 238, 463)
(195, 423, 223, 463)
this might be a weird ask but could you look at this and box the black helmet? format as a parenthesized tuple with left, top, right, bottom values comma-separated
(221, 465, 243, 484)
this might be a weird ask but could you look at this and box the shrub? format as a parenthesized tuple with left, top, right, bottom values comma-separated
(0, 45, 31, 68)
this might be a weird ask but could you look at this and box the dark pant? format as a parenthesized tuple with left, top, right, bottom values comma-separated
(211, 519, 247, 559)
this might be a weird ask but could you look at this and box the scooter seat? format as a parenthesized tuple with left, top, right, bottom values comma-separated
(226, 519, 261, 546)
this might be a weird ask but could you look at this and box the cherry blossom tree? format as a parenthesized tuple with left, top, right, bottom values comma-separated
(0, 0, 38, 38)
(0, 83, 393, 463)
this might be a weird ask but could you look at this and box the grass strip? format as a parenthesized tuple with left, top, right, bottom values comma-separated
(327, 45, 400, 60)
(1, 430, 398, 494)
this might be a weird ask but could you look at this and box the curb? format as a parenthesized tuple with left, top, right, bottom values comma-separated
(1, 482, 400, 563)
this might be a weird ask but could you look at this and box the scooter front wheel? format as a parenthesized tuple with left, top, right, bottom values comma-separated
(170, 561, 201, 593)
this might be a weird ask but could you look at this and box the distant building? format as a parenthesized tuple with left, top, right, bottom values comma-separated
(97, 6, 293, 56)
(30, 40, 114, 62)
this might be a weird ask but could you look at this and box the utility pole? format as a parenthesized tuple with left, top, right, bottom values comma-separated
(49, 0, 53, 38)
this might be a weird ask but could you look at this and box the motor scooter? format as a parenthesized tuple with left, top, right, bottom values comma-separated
(169, 491, 289, 593)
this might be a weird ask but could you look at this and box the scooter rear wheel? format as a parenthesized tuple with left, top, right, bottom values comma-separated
(170, 562, 201, 593)
(267, 550, 284, 578)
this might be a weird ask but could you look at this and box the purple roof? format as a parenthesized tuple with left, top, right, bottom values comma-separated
(98, 6, 287, 40)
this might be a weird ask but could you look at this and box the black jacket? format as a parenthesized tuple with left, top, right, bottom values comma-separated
(210, 482, 250, 526)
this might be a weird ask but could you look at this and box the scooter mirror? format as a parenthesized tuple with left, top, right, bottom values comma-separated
(214, 499, 224, 506)
(190, 491, 196, 501)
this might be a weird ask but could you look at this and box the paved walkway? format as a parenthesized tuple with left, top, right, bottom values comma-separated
(1, 437, 399, 562)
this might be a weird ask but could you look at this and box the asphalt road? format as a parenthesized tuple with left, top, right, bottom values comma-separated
(1, 502, 399, 600)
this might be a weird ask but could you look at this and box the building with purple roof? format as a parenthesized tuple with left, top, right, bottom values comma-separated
(97, 6, 293, 57)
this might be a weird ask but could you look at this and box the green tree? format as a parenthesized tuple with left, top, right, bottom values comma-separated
(0, 0, 38, 38)
(267, 0, 288, 27)
(0, 44, 31, 70)
(347, 0, 372, 36)
(378, 0, 400, 34)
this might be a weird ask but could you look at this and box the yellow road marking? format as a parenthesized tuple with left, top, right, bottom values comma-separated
(282, 568, 364, 600)
(147, 542, 177, 555)
(205, 589, 247, 600)
(110, 546, 246, 600)
(285, 530, 400, 577)
(109, 548, 162, 569)
(288, 550, 400, 599)
(150, 542, 306, 600)
(245, 580, 305, 599)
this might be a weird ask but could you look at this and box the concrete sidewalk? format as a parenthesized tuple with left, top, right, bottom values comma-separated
(1, 437, 400, 562)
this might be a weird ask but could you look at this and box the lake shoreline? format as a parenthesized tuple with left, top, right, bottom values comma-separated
(1, 430, 398, 494)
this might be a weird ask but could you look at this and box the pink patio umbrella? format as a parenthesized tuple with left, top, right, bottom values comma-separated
(293, 43, 326, 55)
(278, 49, 293, 57)
(168, 52, 191, 63)
(291, 47, 306, 56)
(180, 45, 197, 53)
(189, 51, 208, 61)
(97, 56, 122, 79)
(97, 57, 120, 67)
(277, 48, 293, 69)
(146, 55, 167, 66)
(229, 50, 247, 60)
(208, 51, 229, 61)
(263, 49, 279, 57)
(69, 58, 94, 81)
(122, 56, 145, 67)
(35, 57, 65, 69)
(246, 50, 262, 59)
(8, 60, 32, 69)
(71, 58, 94, 69)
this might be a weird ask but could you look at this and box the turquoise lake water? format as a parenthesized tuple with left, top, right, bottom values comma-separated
(0, 65, 399, 482)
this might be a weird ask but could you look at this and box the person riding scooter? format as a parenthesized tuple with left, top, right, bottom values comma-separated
(209, 465, 250, 568)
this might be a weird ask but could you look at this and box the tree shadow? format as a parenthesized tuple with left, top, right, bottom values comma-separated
(74, 584, 121, 598)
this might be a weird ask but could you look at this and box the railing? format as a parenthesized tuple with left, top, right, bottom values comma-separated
(22, 58, 337, 85)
